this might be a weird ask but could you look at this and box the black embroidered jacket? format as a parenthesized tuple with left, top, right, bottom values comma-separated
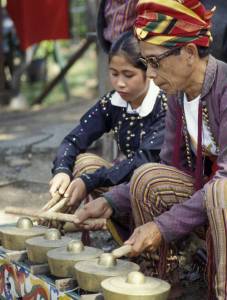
(52, 90, 167, 192)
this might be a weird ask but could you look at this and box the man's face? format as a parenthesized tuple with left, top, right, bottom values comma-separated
(139, 41, 190, 95)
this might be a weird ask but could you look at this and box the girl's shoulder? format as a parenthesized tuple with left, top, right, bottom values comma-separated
(99, 90, 115, 106)
(98, 90, 125, 112)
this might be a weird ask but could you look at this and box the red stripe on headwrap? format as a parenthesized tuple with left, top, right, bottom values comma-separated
(135, 0, 214, 47)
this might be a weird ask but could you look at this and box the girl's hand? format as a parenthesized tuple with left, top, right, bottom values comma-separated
(64, 178, 87, 209)
(49, 173, 70, 197)
(124, 222, 162, 257)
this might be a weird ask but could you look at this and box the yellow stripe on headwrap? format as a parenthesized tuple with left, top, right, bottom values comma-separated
(135, 27, 150, 39)
(138, 0, 206, 24)
(153, 15, 174, 33)
(144, 35, 179, 46)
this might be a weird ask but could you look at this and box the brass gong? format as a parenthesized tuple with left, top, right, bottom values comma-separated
(25, 228, 72, 264)
(47, 240, 103, 278)
(74, 252, 140, 292)
(0, 217, 47, 250)
(101, 271, 171, 300)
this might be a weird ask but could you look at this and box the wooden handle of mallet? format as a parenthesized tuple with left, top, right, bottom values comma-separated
(48, 197, 69, 212)
(41, 192, 62, 211)
(112, 244, 159, 261)
(4, 206, 106, 226)
(112, 245, 132, 258)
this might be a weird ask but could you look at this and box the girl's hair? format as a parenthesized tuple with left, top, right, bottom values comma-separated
(109, 31, 147, 71)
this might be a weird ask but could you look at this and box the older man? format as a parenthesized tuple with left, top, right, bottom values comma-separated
(75, 0, 227, 299)
(126, 1, 226, 299)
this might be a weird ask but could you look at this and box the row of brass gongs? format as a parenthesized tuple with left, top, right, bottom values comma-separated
(0, 217, 170, 300)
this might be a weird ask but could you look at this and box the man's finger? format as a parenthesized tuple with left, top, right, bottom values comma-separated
(75, 206, 91, 223)
(125, 231, 137, 245)
(68, 188, 79, 206)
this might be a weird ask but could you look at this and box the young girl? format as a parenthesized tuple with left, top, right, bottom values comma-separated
(49, 31, 167, 210)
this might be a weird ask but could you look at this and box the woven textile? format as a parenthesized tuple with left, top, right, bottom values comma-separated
(130, 162, 194, 227)
(135, 0, 214, 47)
(205, 179, 227, 300)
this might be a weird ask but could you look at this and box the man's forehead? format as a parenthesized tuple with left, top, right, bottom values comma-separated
(139, 41, 166, 56)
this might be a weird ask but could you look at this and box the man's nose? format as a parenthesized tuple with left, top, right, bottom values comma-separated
(146, 65, 157, 79)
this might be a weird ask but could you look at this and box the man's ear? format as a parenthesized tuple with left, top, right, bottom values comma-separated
(182, 43, 198, 65)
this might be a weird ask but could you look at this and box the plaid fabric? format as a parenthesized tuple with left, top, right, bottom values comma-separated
(134, 0, 214, 47)
(205, 179, 227, 300)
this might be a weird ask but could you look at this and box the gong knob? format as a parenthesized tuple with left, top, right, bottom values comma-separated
(126, 271, 145, 284)
(98, 253, 117, 267)
(44, 228, 61, 240)
(16, 217, 33, 229)
(67, 240, 84, 253)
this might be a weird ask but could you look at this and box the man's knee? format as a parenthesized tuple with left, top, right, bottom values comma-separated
(205, 178, 227, 209)
(130, 163, 165, 206)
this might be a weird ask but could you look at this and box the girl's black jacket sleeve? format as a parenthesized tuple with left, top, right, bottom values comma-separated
(52, 94, 113, 178)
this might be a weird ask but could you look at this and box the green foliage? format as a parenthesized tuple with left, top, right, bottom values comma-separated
(35, 41, 54, 59)
(21, 43, 97, 107)
(69, 0, 88, 39)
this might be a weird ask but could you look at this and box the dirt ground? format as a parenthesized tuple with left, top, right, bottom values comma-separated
(0, 99, 208, 299)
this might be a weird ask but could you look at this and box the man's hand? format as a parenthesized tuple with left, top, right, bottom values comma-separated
(124, 222, 162, 256)
(74, 197, 113, 230)
(49, 173, 70, 197)
(64, 178, 87, 209)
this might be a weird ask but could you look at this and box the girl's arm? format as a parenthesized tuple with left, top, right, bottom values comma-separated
(52, 94, 113, 178)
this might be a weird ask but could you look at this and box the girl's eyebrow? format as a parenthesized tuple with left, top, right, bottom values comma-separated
(109, 67, 135, 73)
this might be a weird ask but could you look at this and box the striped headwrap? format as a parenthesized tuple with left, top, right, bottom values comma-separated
(134, 0, 215, 47)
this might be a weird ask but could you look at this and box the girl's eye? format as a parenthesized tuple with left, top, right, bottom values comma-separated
(111, 73, 118, 77)
(123, 71, 135, 78)
(124, 74, 134, 78)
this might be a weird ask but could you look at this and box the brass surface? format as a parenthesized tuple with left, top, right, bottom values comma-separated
(101, 271, 171, 300)
(74, 253, 139, 292)
(0, 217, 46, 250)
(47, 240, 103, 278)
(26, 228, 71, 263)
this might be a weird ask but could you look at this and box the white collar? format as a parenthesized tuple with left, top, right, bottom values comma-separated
(110, 80, 160, 117)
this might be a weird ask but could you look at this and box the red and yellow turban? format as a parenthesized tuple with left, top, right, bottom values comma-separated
(134, 0, 215, 47)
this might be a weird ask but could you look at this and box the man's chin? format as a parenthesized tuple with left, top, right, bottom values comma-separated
(161, 86, 177, 96)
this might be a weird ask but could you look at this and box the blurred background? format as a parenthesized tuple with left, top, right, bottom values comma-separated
(0, 0, 112, 225)
(0, 0, 102, 109)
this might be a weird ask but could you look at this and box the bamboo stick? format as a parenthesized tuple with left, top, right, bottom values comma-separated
(4, 206, 106, 226)
(112, 244, 159, 261)
(41, 192, 62, 211)
(48, 197, 69, 212)
(112, 245, 132, 258)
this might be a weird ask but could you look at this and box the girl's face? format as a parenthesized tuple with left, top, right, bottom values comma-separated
(109, 54, 149, 108)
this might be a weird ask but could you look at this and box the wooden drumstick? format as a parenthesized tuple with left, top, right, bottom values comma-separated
(112, 244, 159, 261)
(5, 206, 106, 226)
(41, 192, 62, 211)
(112, 245, 132, 258)
(48, 197, 69, 212)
